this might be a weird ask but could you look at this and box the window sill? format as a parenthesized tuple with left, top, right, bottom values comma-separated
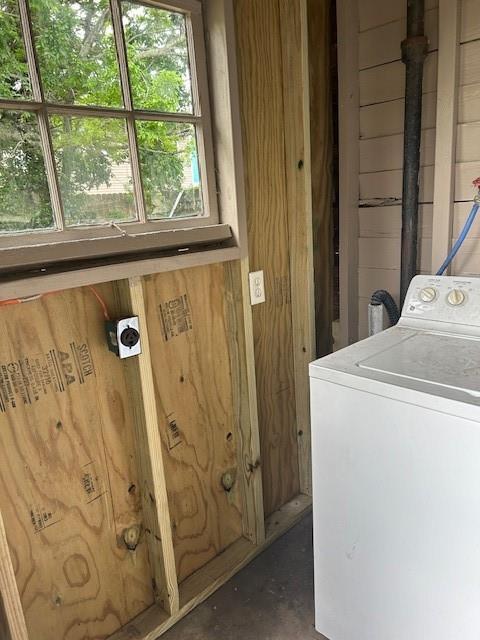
(0, 223, 232, 272)
(0, 233, 239, 300)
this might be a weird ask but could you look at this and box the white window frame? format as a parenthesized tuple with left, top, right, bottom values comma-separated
(0, 0, 230, 271)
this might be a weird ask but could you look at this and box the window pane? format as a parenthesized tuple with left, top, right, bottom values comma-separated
(49, 115, 136, 226)
(122, 2, 193, 113)
(136, 121, 203, 220)
(0, 110, 54, 231)
(0, 0, 32, 99)
(29, 0, 123, 107)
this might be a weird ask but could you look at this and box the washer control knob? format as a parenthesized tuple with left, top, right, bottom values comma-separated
(447, 289, 466, 306)
(419, 287, 437, 303)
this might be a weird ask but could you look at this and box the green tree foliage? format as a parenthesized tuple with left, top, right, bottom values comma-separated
(0, 0, 198, 231)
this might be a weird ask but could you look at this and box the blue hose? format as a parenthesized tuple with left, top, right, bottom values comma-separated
(436, 202, 480, 276)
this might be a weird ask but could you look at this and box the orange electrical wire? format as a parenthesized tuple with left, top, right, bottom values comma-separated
(0, 285, 111, 320)
(87, 285, 111, 321)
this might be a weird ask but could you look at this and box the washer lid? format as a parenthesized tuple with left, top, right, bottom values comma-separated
(358, 332, 480, 396)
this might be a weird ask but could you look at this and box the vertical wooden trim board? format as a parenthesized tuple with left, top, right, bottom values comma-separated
(308, 0, 334, 358)
(0, 511, 28, 640)
(431, 0, 460, 274)
(114, 278, 180, 616)
(337, 0, 359, 346)
(224, 261, 266, 545)
(204, 0, 266, 543)
(279, 0, 316, 497)
(234, 0, 300, 517)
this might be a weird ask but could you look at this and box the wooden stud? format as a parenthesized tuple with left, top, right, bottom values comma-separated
(307, 0, 334, 359)
(224, 261, 265, 545)
(431, 0, 460, 275)
(0, 511, 28, 640)
(337, 0, 359, 346)
(204, 0, 266, 543)
(279, 0, 317, 497)
(114, 277, 180, 615)
(234, 0, 299, 517)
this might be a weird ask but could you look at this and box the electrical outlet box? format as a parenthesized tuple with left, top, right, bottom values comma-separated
(249, 270, 266, 305)
(105, 316, 141, 359)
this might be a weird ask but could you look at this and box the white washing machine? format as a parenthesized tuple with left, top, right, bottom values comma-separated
(310, 275, 480, 640)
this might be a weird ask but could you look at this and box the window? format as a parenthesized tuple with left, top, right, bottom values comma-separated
(0, 0, 228, 271)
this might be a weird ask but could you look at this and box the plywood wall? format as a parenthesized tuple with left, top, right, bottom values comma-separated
(0, 265, 258, 640)
(0, 286, 155, 640)
(141, 266, 244, 583)
(0, 0, 320, 636)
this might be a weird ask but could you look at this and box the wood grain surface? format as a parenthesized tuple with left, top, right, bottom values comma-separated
(141, 265, 244, 583)
(234, 0, 300, 517)
(0, 286, 154, 640)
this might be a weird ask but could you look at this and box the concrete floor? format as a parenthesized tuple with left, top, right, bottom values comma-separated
(163, 513, 324, 640)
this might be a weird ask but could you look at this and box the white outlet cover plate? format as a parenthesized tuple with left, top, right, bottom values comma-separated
(249, 270, 266, 305)
(117, 316, 142, 358)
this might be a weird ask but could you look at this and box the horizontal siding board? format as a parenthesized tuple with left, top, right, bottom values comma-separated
(360, 128, 436, 173)
(359, 8, 438, 70)
(457, 122, 480, 162)
(358, 237, 432, 270)
(359, 0, 438, 33)
(452, 201, 480, 236)
(360, 165, 435, 203)
(359, 204, 433, 239)
(458, 85, 480, 124)
(360, 52, 437, 106)
(459, 40, 480, 87)
(360, 92, 437, 139)
(455, 161, 480, 200)
(358, 267, 432, 300)
(358, 267, 401, 299)
(460, 0, 480, 43)
(451, 237, 480, 274)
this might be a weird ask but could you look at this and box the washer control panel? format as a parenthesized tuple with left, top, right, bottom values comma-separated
(403, 275, 480, 326)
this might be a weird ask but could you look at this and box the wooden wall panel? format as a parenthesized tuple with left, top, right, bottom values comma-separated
(359, 52, 437, 107)
(141, 265, 244, 583)
(359, 0, 438, 33)
(359, 205, 433, 239)
(348, 0, 440, 327)
(234, 0, 299, 517)
(0, 286, 154, 640)
(460, 0, 480, 43)
(359, 7, 438, 70)
(360, 92, 437, 139)
(358, 237, 432, 271)
(0, 596, 11, 640)
(360, 128, 436, 174)
(280, 0, 317, 496)
(359, 166, 435, 204)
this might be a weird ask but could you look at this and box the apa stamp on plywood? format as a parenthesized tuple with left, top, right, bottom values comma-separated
(30, 505, 60, 534)
(166, 412, 183, 450)
(0, 341, 95, 413)
(159, 294, 193, 341)
(81, 461, 105, 505)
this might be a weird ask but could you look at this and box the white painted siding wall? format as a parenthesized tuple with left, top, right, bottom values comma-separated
(347, 0, 480, 339)
(356, 0, 438, 339)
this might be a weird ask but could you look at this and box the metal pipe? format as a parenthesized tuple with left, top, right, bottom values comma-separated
(368, 304, 385, 337)
(400, 0, 429, 305)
